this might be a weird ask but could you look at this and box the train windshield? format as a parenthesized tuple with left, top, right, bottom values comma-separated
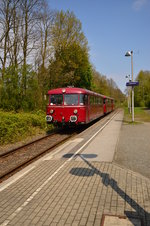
(50, 94, 63, 105)
(64, 94, 78, 105)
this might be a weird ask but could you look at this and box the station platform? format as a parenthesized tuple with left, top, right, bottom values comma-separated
(0, 110, 150, 226)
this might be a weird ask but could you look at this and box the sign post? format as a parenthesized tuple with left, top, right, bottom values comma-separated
(126, 81, 139, 122)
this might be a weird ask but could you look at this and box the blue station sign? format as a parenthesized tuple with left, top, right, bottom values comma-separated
(126, 81, 139, 87)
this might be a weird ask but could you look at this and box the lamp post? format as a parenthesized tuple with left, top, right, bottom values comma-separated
(125, 50, 134, 122)
(125, 75, 131, 114)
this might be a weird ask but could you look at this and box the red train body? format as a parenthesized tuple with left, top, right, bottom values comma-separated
(46, 87, 114, 126)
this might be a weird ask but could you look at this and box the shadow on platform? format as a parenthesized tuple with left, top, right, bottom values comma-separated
(69, 154, 150, 226)
(63, 153, 97, 159)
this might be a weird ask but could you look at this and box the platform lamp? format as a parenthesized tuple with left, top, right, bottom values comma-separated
(125, 51, 134, 122)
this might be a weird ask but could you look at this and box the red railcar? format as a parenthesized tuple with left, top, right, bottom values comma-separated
(103, 96, 114, 114)
(46, 87, 114, 126)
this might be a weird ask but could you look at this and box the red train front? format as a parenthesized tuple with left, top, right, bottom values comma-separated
(46, 87, 114, 126)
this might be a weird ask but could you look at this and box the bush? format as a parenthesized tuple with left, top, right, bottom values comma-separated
(0, 110, 51, 145)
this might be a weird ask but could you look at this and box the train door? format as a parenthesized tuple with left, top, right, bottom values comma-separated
(111, 99, 114, 111)
(79, 94, 88, 123)
(88, 95, 91, 122)
(103, 98, 107, 114)
(84, 94, 89, 123)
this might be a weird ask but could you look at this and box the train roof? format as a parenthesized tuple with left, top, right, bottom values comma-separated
(47, 87, 114, 100)
(103, 95, 114, 100)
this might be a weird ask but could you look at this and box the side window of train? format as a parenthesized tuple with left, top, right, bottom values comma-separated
(99, 97, 102, 105)
(84, 95, 88, 105)
(91, 96, 94, 105)
(95, 97, 97, 104)
(96, 97, 98, 104)
(90, 96, 93, 105)
(80, 94, 88, 105)
(97, 97, 99, 104)
(101, 98, 103, 104)
(92, 96, 94, 105)
(93, 97, 95, 105)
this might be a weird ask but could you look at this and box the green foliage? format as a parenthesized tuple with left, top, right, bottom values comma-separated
(49, 42, 92, 89)
(49, 11, 92, 89)
(0, 110, 49, 145)
(0, 65, 42, 111)
(134, 71, 150, 108)
(92, 71, 109, 95)
(75, 65, 92, 89)
(46, 9, 125, 104)
(52, 10, 88, 51)
(0, 66, 21, 110)
(48, 10, 92, 90)
(91, 69, 125, 105)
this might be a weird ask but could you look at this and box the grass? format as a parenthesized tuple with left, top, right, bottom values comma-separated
(0, 110, 53, 145)
(124, 107, 150, 124)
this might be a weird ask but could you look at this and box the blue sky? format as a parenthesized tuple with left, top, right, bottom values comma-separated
(48, 0, 150, 92)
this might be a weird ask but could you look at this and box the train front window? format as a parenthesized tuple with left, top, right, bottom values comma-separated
(50, 94, 63, 105)
(80, 94, 88, 105)
(64, 94, 79, 105)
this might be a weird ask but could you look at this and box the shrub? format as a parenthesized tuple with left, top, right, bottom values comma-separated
(0, 110, 51, 145)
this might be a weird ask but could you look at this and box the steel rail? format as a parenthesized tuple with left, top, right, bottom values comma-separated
(0, 132, 75, 181)
(0, 129, 59, 158)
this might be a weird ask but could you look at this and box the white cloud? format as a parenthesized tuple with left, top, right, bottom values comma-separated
(132, 0, 147, 10)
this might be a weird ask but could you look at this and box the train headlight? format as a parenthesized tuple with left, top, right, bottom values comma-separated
(46, 115, 53, 122)
(74, 109, 78, 114)
(70, 115, 77, 122)
(50, 109, 54, 114)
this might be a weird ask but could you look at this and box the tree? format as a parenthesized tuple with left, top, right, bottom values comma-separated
(35, 1, 55, 101)
(48, 10, 92, 89)
(35, 1, 55, 69)
(51, 10, 88, 51)
(134, 70, 150, 107)
(0, 0, 15, 78)
(91, 68, 125, 105)
(49, 42, 92, 89)
(0, 64, 41, 111)
(8, 0, 21, 67)
(0, 65, 21, 110)
(92, 69, 109, 95)
(19, 0, 41, 95)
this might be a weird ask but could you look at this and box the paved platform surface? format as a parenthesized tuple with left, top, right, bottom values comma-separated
(114, 122, 150, 179)
(0, 110, 150, 226)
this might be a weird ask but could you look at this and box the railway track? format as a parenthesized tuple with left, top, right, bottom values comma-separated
(0, 110, 118, 183)
(0, 130, 76, 182)
(0, 131, 57, 157)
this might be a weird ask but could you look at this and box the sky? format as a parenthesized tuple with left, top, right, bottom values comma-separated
(48, 0, 150, 93)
